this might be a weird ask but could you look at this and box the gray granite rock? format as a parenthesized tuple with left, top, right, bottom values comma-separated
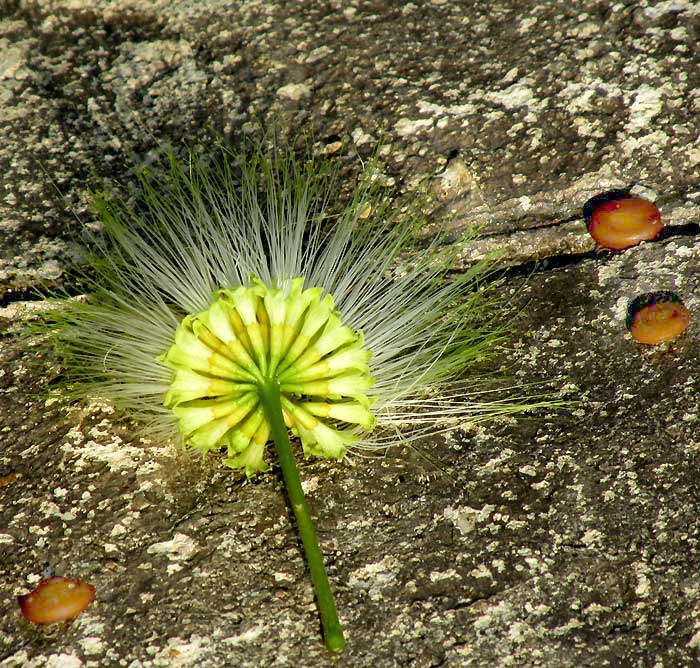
(1, 1, 700, 667)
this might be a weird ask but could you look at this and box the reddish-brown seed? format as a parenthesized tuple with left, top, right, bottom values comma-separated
(18, 576, 95, 625)
(587, 196, 662, 250)
(626, 292, 690, 345)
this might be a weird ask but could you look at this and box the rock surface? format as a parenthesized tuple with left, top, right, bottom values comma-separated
(2, 1, 700, 667)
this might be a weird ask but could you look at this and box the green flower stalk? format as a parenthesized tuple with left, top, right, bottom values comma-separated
(47, 140, 554, 652)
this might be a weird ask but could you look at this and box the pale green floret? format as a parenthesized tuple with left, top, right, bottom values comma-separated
(164, 368, 255, 405)
(262, 287, 288, 374)
(229, 285, 269, 375)
(194, 321, 260, 378)
(280, 372, 375, 403)
(224, 440, 269, 477)
(161, 277, 375, 475)
(280, 315, 356, 375)
(185, 392, 260, 450)
(282, 398, 357, 459)
(227, 405, 267, 452)
(281, 281, 324, 353)
(277, 295, 335, 374)
(198, 300, 237, 344)
(278, 339, 371, 383)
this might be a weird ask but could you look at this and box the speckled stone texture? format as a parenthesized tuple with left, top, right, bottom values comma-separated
(1, 1, 700, 667)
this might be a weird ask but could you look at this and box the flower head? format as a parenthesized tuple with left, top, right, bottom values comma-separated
(50, 141, 524, 474)
(45, 139, 558, 652)
(160, 277, 374, 475)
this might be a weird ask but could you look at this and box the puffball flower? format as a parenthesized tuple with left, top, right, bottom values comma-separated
(53, 144, 519, 469)
(48, 141, 547, 651)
